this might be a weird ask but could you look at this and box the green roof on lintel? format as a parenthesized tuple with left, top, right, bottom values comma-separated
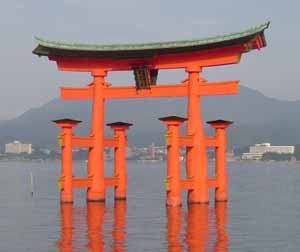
(34, 22, 270, 53)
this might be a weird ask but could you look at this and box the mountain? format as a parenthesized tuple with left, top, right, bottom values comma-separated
(0, 85, 300, 149)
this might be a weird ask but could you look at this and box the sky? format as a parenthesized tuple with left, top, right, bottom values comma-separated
(0, 0, 299, 120)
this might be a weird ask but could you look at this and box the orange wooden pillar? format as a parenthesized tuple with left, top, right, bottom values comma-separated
(57, 204, 73, 252)
(185, 66, 209, 204)
(107, 122, 133, 201)
(159, 116, 186, 207)
(87, 70, 107, 202)
(53, 119, 81, 203)
(166, 206, 183, 252)
(207, 120, 233, 202)
(86, 202, 105, 251)
(214, 202, 228, 252)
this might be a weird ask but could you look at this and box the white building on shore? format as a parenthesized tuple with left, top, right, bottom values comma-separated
(242, 143, 294, 160)
(5, 141, 32, 154)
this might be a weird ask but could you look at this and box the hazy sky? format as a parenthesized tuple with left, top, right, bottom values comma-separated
(0, 0, 298, 119)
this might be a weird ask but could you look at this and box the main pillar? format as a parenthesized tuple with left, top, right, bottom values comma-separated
(159, 116, 186, 207)
(87, 70, 107, 202)
(207, 120, 233, 202)
(107, 122, 133, 201)
(53, 119, 81, 203)
(185, 66, 208, 204)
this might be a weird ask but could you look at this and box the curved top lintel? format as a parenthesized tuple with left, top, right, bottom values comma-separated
(33, 22, 270, 60)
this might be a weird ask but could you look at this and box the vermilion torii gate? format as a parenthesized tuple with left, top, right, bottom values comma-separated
(33, 22, 269, 206)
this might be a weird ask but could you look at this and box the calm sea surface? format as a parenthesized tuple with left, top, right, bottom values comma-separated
(0, 160, 299, 251)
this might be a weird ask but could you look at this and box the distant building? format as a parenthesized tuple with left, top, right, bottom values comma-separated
(249, 143, 294, 154)
(5, 141, 32, 154)
(242, 143, 294, 160)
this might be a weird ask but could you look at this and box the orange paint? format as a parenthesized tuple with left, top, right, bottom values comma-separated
(186, 66, 208, 204)
(87, 70, 107, 202)
(108, 122, 133, 200)
(53, 119, 81, 203)
(50, 43, 247, 72)
(60, 80, 238, 100)
(207, 120, 233, 202)
(71, 136, 93, 147)
(160, 116, 186, 207)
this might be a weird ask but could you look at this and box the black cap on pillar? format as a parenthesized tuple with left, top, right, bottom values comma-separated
(106, 121, 133, 130)
(106, 121, 133, 127)
(206, 119, 233, 129)
(52, 118, 82, 124)
(158, 116, 187, 122)
(159, 116, 187, 125)
(52, 118, 82, 127)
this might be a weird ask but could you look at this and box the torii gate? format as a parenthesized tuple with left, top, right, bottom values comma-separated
(33, 22, 269, 206)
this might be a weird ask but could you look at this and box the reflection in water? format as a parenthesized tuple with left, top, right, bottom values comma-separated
(86, 203, 105, 251)
(112, 202, 127, 252)
(57, 203, 73, 252)
(185, 204, 209, 252)
(214, 203, 228, 252)
(167, 203, 228, 252)
(57, 202, 227, 252)
(166, 207, 183, 252)
(57, 202, 126, 252)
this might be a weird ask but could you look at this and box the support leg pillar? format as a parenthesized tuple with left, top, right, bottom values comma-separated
(160, 116, 186, 207)
(215, 128, 227, 202)
(108, 122, 133, 201)
(207, 120, 233, 202)
(53, 119, 81, 204)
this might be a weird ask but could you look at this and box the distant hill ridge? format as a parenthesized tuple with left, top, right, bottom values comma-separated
(0, 85, 300, 149)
